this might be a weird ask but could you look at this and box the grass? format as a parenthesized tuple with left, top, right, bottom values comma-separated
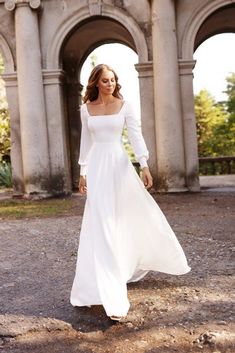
(0, 197, 80, 220)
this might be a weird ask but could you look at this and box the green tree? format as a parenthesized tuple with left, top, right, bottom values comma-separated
(225, 72, 235, 114)
(122, 127, 135, 161)
(0, 105, 10, 161)
(0, 54, 11, 162)
(211, 73, 235, 156)
(90, 52, 98, 69)
(195, 89, 228, 156)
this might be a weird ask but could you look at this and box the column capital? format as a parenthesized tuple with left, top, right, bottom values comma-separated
(5, 0, 41, 11)
(135, 62, 153, 78)
(42, 69, 66, 85)
(178, 59, 196, 75)
(1, 72, 18, 87)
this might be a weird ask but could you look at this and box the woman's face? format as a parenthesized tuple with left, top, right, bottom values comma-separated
(97, 69, 116, 96)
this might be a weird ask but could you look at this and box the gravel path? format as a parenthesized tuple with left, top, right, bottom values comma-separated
(0, 191, 234, 353)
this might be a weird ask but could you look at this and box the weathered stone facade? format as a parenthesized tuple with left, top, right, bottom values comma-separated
(0, 0, 234, 196)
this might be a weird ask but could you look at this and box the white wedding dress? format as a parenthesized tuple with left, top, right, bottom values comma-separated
(70, 101, 190, 317)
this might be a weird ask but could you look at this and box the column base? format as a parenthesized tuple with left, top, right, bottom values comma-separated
(188, 185, 201, 192)
(156, 186, 189, 193)
(23, 192, 53, 200)
(22, 190, 72, 200)
(12, 191, 24, 198)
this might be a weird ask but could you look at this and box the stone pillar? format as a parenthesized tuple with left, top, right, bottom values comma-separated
(43, 69, 72, 195)
(135, 62, 157, 184)
(66, 78, 83, 190)
(5, 0, 50, 196)
(152, 0, 187, 192)
(179, 60, 200, 191)
(2, 72, 24, 195)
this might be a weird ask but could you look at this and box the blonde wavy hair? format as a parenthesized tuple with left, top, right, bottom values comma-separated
(83, 64, 123, 103)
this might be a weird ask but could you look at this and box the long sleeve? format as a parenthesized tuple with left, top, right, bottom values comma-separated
(125, 101, 149, 168)
(78, 104, 93, 176)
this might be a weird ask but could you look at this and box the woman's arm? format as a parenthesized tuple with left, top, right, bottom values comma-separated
(125, 102, 153, 189)
(78, 105, 93, 194)
(125, 102, 149, 168)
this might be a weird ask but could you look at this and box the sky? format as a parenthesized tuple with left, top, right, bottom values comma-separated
(193, 33, 235, 101)
(81, 33, 235, 105)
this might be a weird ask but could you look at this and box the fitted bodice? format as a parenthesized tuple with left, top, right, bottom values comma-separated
(86, 103, 126, 143)
(78, 101, 149, 175)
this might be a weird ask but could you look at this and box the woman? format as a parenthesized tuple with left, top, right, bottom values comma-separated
(70, 64, 190, 321)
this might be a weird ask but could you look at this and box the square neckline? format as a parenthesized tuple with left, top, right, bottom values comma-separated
(85, 101, 126, 117)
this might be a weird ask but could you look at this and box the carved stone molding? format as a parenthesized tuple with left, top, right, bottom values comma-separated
(42, 69, 66, 85)
(178, 59, 196, 76)
(88, 0, 102, 15)
(135, 62, 153, 78)
(5, 0, 41, 11)
(1, 72, 18, 87)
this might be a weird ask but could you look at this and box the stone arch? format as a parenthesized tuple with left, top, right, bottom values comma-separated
(45, 5, 152, 190)
(0, 34, 15, 73)
(46, 4, 148, 69)
(179, 0, 235, 192)
(60, 17, 147, 189)
(181, 0, 235, 60)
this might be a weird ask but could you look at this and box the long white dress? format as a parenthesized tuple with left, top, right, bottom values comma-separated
(70, 101, 190, 317)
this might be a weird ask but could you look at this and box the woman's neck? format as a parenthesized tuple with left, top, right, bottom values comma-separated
(96, 94, 115, 105)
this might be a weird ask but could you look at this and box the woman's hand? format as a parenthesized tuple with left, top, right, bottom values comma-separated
(79, 175, 87, 194)
(141, 167, 153, 190)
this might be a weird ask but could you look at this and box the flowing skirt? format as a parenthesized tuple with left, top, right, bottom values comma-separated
(70, 142, 190, 317)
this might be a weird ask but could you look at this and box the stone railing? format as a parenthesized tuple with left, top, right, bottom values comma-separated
(133, 157, 235, 177)
(199, 156, 235, 175)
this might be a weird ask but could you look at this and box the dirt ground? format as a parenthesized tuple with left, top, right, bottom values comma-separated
(0, 189, 234, 353)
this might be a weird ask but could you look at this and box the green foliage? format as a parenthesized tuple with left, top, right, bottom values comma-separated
(0, 55, 12, 189)
(195, 89, 227, 156)
(0, 161, 12, 188)
(0, 106, 11, 161)
(0, 197, 76, 219)
(225, 72, 235, 114)
(216, 73, 235, 154)
(90, 53, 98, 69)
(0, 55, 11, 163)
(195, 73, 235, 157)
(122, 127, 135, 161)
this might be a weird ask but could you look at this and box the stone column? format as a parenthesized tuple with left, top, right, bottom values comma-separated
(152, 0, 187, 192)
(66, 78, 83, 190)
(135, 62, 157, 184)
(5, 0, 50, 196)
(179, 60, 200, 191)
(2, 72, 24, 195)
(43, 69, 72, 195)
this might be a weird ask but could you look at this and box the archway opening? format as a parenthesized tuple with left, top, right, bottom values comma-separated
(60, 17, 141, 190)
(192, 3, 235, 180)
(0, 53, 11, 189)
(193, 33, 235, 177)
(80, 43, 139, 165)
